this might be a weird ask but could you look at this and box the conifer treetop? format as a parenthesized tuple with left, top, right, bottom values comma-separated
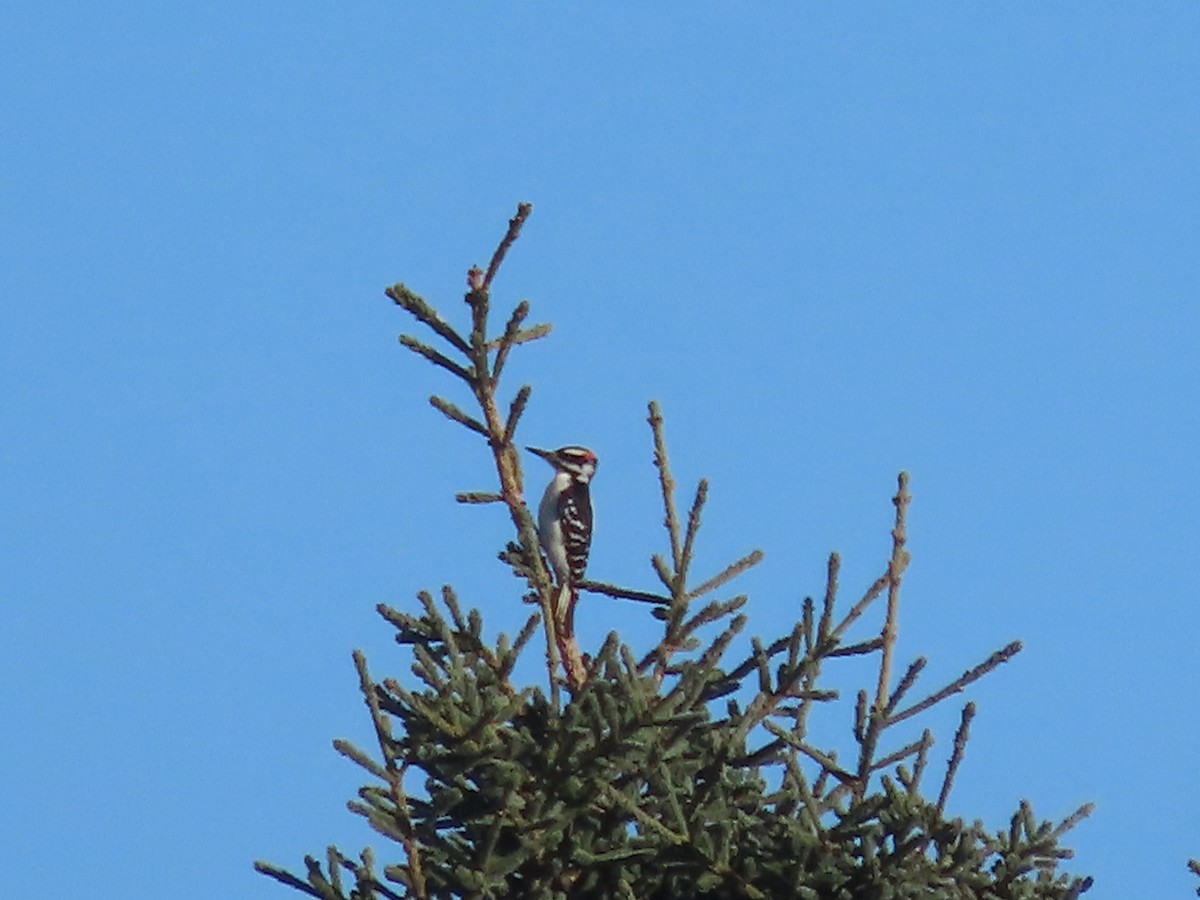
(256, 204, 1095, 900)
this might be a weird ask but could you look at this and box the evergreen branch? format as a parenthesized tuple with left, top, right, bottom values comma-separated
(1011, 799, 1036, 847)
(686, 549, 764, 600)
(441, 585, 466, 633)
(488, 322, 551, 351)
(378, 603, 452, 657)
(691, 612, 747, 673)
(455, 491, 503, 504)
(502, 384, 531, 446)
(778, 689, 838, 703)
(936, 702, 975, 813)
(888, 641, 1023, 726)
(652, 611, 746, 687)
(739, 625, 838, 739)
(253, 862, 323, 897)
(869, 734, 931, 774)
(797, 597, 813, 657)
(428, 395, 488, 437)
(829, 572, 888, 644)
(722, 631, 792, 687)
(348, 799, 409, 845)
(598, 781, 688, 845)
(903, 728, 933, 795)
(854, 690, 868, 743)
(884, 656, 927, 717)
(647, 401, 683, 574)
(679, 618, 747, 701)
(304, 855, 338, 899)
(449, 210, 570, 695)
(651, 553, 675, 591)
(584, 632, 622, 681)
(818, 552, 839, 641)
(386, 283, 472, 356)
(752, 637, 772, 693)
(577, 578, 672, 606)
(791, 660, 822, 745)
(398, 334, 473, 383)
(912, 729, 931, 792)
(482, 201, 532, 290)
(873, 471, 911, 712)
(677, 478, 708, 591)
(501, 613, 541, 680)
(681, 594, 748, 637)
(762, 720, 855, 786)
(1049, 802, 1095, 841)
(855, 700, 885, 798)
(490, 299, 528, 383)
(657, 760, 690, 837)
(499, 540, 538, 581)
(737, 736, 787, 768)
(352, 848, 392, 900)
(464, 276, 489, 367)
(353, 650, 400, 777)
(827, 637, 884, 657)
(325, 847, 344, 896)
(333, 738, 389, 781)
(783, 752, 827, 835)
(364, 877, 406, 900)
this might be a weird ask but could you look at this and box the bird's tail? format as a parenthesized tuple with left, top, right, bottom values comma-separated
(553, 582, 579, 639)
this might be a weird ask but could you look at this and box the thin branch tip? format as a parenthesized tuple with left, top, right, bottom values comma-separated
(483, 202, 534, 290)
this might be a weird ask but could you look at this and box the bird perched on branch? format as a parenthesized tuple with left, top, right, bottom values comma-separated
(527, 445, 597, 639)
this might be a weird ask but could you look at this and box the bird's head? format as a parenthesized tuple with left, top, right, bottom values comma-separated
(527, 445, 598, 483)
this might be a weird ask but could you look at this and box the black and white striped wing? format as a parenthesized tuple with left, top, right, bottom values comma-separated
(558, 481, 593, 585)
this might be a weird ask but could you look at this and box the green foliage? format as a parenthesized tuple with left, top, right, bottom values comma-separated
(256, 205, 1094, 899)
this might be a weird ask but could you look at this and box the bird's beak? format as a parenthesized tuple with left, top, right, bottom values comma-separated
(526, 446, 554, 463)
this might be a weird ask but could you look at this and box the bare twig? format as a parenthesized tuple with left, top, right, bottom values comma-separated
(399, 335, 473, 382)
(874, 471, 911, 711)
(884, 657, 927, 716)
(648, 400, 686, 578)
(827, 637, 883, 658)
(1050, 802, 1095, 841)
(818, 552, 839, 641)
(763, 720, 855, 785)
(483, 202, 533, 290)
(677, 479, 708, 592)
(889, 641, 1022, 726)
(253, 862, 321, 897)
(455, 491, 503, 504)
(686, 550, 764, 600)
(936, 701, 975, 813)
(490, 322, 552, 350)
(869, 734, 931, 774)
(429, 395, 488, 437)
(829, 572, 888, 645)
(647, 401, 683, 574)
(386, 284, 472, 355)
(503, 385, 531, 447)
(907, 728, 933, 794)
(577, 579, 671, 606)
(490, 300, 528, 383)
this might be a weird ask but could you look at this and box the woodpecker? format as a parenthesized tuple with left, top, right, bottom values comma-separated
(527, 444, 597, 637)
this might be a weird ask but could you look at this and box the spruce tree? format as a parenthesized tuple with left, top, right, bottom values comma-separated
(256, 204, 1095, 899)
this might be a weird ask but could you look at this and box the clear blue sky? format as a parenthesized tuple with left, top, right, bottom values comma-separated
(3, 5, 1197, 897)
